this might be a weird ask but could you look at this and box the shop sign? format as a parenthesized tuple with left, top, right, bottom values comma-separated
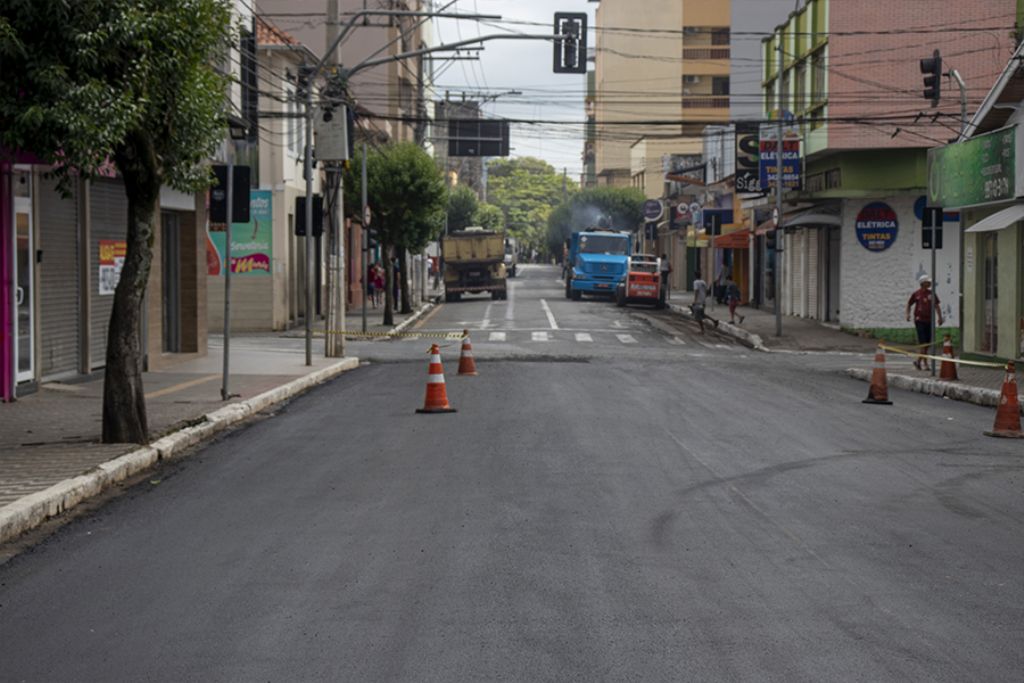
(735, 122, 761, 193)
(98, 240, 126, 295)
(855, 202, 898, 252)
(207, 190, 273, 276)
(759, 138, 802, 190)
(927, 126, 1017, 208)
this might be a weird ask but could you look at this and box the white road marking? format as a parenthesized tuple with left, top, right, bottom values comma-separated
(481, 303, 493, 330)
(667, 336, 686, 346)
(532, 331, 551, 342)
(611, 320, 624, 329)
(575, 332, 593, 342)
(539, 298, 559, 330)
(489, 331, 506, 342)
(617, 334, 638, 344)
(698, 341, 715, 349)
(506, 281, 516, 320)
(715, 343, 730, 349)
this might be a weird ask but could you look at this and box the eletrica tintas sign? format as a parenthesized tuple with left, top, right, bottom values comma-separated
(928, 126, 1019, 208)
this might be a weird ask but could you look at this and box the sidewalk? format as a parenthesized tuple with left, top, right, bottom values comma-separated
(0, 301, 432, 545)
(664, 291, 1020, 410)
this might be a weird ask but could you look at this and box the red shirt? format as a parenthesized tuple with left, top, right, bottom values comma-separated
(908, 288, 939, 322)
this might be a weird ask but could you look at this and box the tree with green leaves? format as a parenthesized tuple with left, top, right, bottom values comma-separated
(0, 0, 232, 444)
(547, 186, 646, 257)
(486, 157, 574, 259)
(345, 142, 447, 323)
(447, 184, 478, 232)
(474, 203, 505, 231)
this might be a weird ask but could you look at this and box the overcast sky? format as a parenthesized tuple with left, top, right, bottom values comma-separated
(432, 0, 597, 179)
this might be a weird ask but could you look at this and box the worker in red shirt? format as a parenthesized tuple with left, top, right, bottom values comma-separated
(906, 274, 944, 370)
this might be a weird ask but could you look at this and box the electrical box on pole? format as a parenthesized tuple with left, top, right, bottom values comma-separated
(314, 104, 350, 162)
(920, 50, 942, 107)
(553, 12, 587, 74)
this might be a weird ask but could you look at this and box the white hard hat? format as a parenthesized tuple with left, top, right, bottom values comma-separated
(919, 274, 932, 283)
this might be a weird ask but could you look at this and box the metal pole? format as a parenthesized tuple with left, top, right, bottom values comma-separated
(950, 69, 967, 137)
(220, 162, 233, 400)
(324, 0, 345, 359)
(361, 141, 368, 334)
(303, 88, 315, 366)
(774, 34, 785, 338)
(931, 241, 937, 376)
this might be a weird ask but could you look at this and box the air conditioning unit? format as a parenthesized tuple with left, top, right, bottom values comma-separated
(684, 75, 702, 85)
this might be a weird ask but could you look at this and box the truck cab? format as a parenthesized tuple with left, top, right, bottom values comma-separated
(564, 229, 632, 301)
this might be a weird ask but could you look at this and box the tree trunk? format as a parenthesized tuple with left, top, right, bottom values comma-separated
(383, 243, 394, 326)
(399, 248, 412, 314)
(102, 131, 161, 444)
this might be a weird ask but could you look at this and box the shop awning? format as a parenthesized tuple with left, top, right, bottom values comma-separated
(754, 209, 840, 235)
(714, 230, 751, 249)
(965, 203, 1024, 232)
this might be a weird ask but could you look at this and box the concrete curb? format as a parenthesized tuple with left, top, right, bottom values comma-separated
(845, 368, 1017, 412)
(667, 303, 769, 352)
(389, 295, 442, 337)
(0, 357, 360, 545)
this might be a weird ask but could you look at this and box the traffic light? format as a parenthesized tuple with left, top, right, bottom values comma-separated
(765, 230, 777, 251)
(920, 50, 942, 107)
(553, 13, 587, 74)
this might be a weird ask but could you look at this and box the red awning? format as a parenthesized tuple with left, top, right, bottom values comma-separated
(714, 230, 751, 249)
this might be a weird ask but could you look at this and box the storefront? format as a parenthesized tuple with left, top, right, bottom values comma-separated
(930, 122, 1022, 360)
(2, 161, 206, 402)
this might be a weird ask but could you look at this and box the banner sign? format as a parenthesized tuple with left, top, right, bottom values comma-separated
(98, 240, 126, 295)
(855, 201, 899, 252)
(208, 190, 273, 276)
(759, 138, 802, 190)
(735, 122, 761, 193)
(927, 126, 1017, 208)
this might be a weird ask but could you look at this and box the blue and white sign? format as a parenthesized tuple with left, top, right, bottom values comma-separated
(855, 202, 899, 252)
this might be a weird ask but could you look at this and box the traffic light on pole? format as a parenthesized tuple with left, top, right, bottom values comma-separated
(765, 230, 777, 251)
(920, 50, 942, 107)
(553, 13, 587, 74)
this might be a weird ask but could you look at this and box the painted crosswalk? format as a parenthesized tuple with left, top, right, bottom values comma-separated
(400, 330, 737, 349)
(489, 331, 506, 342)
(575, 332, 593, 343)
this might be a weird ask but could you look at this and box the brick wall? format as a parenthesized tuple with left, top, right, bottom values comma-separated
(828, 1, 1017, 150)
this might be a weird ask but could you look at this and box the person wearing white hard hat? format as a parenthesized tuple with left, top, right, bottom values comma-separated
(906, 274, 944, 370)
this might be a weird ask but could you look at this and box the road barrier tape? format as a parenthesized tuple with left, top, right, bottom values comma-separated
(313, 329, 466, 340)
(878, 344, 1008, 369)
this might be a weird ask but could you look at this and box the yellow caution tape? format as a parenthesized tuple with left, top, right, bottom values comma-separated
(313, 329, 466, 340)
(878, 344, 1008, 369)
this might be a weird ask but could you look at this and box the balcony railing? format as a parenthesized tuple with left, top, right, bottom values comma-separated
(682, 47, 730, 61)
(681, 96, 729, 109)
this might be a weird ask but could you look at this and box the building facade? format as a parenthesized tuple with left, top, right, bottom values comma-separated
(756, 0, 1015, 336)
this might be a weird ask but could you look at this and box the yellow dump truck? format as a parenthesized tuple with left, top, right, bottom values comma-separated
(442, 227, 508, 302)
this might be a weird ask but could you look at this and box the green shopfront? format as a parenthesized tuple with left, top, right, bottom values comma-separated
(929, 125, 1024, 360)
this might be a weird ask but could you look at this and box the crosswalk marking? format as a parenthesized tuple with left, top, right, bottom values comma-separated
(489, 331, 506, 342)
(575, 332, 593, 342)
(616, 334, 637, 344)
(532, 331, 551, 342)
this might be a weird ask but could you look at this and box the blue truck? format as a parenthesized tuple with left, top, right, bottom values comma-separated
(564, 229, 633, 300)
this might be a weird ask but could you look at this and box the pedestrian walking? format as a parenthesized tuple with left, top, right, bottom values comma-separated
(392, 256, 401, 303)
(906, 274, 943, 370)
(660, 253, 672, 297)
(691, 271, 720, 334)
(372, 262, 385, 307)
(726, 276, 744, 325)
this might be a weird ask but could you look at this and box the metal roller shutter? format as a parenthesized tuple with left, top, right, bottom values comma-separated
(38, 176, 80, 378)
(807, 229, 819, 320)
(89, 179, 129, 369)
(792, 231, 805, 317)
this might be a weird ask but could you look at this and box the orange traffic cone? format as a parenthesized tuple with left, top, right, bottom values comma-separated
(863, 345, 893, 405)
(985, 361, 1023, 438)
(416, 344, 457, 414)
(939, 334, 958, 381)
(457, 329, 478, 376)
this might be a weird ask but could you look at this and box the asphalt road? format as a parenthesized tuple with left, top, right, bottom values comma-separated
(2, 265, 1022, 682)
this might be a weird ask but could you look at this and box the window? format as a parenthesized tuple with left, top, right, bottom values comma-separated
(712, 77, 730, 96)
(810, 50, 826, 105)
(794, 62, 806, 112)
(711, 28, 730, 46)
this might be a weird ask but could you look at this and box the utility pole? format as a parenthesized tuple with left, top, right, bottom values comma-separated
(361, 142, 369, 334)
(220, 161, 234, 399)
(324, 0, 346, 358)
(774, 34, 785, 338)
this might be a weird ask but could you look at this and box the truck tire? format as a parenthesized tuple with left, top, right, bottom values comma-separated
(565, 278, 572, 299)
(616, 287, 626, 307)
(570, 287, 582, 301)
(492, 290, 503, 301)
